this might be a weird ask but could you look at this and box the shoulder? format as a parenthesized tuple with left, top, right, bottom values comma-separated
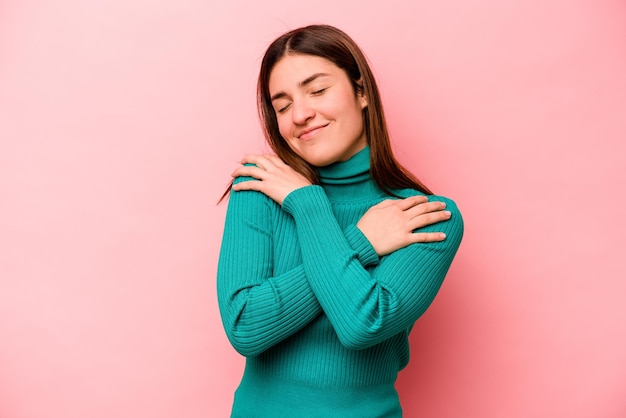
(227, 172, 279, 216)
(395, 188, 464, 240)
(232, 162, 260, 186)
(395, 188, 461, 213)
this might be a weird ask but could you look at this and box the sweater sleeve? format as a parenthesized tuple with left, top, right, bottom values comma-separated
(216, 177, 322, 357)
(282, 185, 464, 350)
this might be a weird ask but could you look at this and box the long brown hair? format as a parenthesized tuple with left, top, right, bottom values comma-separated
(221, 24, 432, 202)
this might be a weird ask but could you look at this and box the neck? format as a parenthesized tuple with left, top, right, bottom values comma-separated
(316, 146, 385, 202)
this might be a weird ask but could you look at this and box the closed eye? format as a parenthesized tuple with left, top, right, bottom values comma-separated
(277, 103, 291, 113)
(311, 88, 327, 95)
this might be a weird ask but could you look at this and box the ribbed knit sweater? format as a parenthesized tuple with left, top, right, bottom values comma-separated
(217, 146, 463, 417)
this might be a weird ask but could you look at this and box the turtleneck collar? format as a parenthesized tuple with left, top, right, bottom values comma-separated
(316, 146, 385, 202)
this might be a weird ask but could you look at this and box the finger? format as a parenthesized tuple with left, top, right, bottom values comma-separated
(409, 231, 447, 243)
(408, 210, 451, 230)
(395, 195, 429, 211)
(240, 154, 276, 171)
(231, 165, 267, 180)
(232, 178, 263, 192)
(405, 201, 447, 218)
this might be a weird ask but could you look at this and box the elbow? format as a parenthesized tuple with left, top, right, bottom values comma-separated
(219, 306, 266, 357)
(231, 343, 265, 358)
(333, 305, 424, 351)
(338, 335, 370, 351)
(333, 294, 402, 350)
(224, 327, 267, 357)
(334, 323, 383, 351)
(218, 293, 267, 357)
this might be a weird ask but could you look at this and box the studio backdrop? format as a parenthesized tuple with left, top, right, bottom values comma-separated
(1, 0, 625, 417)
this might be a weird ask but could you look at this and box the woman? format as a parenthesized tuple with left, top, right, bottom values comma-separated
(217, 24, 463, 417)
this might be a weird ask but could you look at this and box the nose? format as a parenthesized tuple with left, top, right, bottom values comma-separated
(291, 98, 315, 125)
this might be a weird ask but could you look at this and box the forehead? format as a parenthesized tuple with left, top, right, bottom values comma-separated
(268, 54, 342, 92)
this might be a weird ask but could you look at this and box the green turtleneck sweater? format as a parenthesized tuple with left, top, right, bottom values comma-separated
(217, 146, 463, 417)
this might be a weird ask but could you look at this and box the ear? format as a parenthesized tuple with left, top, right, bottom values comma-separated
(356, 80, 368, 109)
(358, 92, 368, 109)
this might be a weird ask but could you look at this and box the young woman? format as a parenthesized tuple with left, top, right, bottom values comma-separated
(217, 24, 463, 417)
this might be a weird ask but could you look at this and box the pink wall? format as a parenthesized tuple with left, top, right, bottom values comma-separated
(1, 1, 625, 417)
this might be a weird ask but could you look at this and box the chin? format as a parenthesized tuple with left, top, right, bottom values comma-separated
(292, 150, 330, 167)
(302, 146, 352, 167)
(303, 155, 337, 168)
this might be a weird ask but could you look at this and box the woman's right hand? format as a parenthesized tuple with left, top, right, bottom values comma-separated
(356, 196, 451, 256)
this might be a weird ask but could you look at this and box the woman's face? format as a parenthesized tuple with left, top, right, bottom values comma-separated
(268, 54, 368, 167)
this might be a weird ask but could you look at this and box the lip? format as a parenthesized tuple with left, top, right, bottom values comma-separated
(297, 123, 329, 141)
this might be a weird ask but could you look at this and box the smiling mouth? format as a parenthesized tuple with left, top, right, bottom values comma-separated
(298, 124, 329, 141)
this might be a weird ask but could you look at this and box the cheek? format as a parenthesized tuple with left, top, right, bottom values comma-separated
(276, 117, 291, 138)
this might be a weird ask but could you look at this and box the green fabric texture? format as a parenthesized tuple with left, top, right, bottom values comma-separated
(217, 146, 464, 417)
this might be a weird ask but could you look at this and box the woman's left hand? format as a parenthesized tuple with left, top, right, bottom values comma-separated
(231, 154, 312, 205)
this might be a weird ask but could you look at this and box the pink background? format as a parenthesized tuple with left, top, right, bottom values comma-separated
(1, 0, 625, 417)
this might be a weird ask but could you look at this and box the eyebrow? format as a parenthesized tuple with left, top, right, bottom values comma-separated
(270, 72, 331, 102)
